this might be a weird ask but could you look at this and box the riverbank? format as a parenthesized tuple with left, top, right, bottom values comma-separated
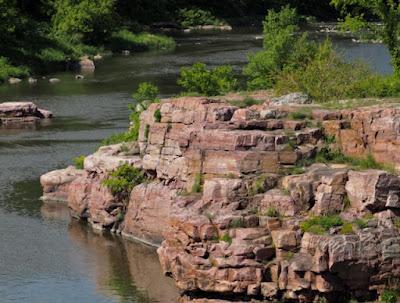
(41, 92, 400, 302)
(0, 31, 176, 85)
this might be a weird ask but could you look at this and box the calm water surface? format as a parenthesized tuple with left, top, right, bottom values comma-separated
(0, 30, 393, 302)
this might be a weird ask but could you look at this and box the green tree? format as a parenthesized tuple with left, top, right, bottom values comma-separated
(51, 0, 116, 44)
(0, 0, 18, 43)
(331, 0, 400, 77)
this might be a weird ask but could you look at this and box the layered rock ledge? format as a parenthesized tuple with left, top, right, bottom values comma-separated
(41, 95, 400, 302)
(0, 101, 53, 127)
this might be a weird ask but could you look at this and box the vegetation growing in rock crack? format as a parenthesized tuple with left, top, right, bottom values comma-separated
(102, 82, 160, 146)
(191, 173, 203, 193)
(102, 164, 147, 198)
(73, 155, 85, 169)
(300, 215, 343, 234)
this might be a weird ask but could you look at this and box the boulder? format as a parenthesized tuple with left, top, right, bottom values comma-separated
(271, 93, 311, 105)
(40, 166, 83, 202)
(0, 102, 53, 126)
(346, 170, 400, 213)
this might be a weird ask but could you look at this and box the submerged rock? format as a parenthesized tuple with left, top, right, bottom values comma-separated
(8, 77, 22, 84)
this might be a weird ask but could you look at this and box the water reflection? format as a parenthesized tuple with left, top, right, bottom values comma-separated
(68, 221, 179, 303)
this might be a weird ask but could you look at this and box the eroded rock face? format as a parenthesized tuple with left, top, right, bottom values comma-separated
(0, 101, 53, 127)
(317, 106, 400, 169)
(40, 166, 83, 202)
(40, 95, 400, 302)
(346, 170, 400, 213)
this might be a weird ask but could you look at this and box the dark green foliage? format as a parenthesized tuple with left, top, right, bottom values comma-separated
(51, 0, 116, 45)
(102, 164, 146, 196)
(154, 109, 162, 122)
(144, 125, 150, 140)
(178, 63, 237, 96)
(380, 290, 398, 303)
(300, 215, 343, 234)
(0, 57, 29, 83)
(177, 8, 226, 27)
(288, 111, 311, 120)
(73, 155, 85, 169)
(109, 30, 175, 51)
(244, 6, 315, 89)
(133, 82, 159, 103)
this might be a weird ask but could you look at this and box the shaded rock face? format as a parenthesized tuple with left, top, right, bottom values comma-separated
(0, 101, 53, 127)
(316, 106, 400, 169)
(40, 96, 400, 303)
(40, 166, 83, 202)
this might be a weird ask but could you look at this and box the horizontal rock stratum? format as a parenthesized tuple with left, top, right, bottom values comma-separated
(0, 101, 53, 127)
(41, 94, 400, 303)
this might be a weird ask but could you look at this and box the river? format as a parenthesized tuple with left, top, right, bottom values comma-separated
(0, 30, 393, 303)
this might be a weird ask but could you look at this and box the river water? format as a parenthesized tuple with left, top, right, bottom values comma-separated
(0, 30, 393, 303)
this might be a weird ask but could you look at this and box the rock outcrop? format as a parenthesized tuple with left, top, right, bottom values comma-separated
(41, 95, 400, 302)
(314, 106, 400, 170)
(0, 101, 53, 127)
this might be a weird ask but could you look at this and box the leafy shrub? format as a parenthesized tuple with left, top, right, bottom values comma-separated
(178, 63, 237, 96)
(36, 47, 66, 63)
(133, 82, 159, 103)
(102, 164, 146, 197)
(244, 7, 400, 102)
(51, 0, 116, 45)
(380, 290, 398, 303)
(243, 6, 307, 89)
(154, 109, 162, 122)
(0, 56, 29, 83)
(73, 155, 85, 169)
(177, 8, 226, 27)
(301, 215, 343, 234)
(110, 30, 175, 51)
(104, 82, 161, 147)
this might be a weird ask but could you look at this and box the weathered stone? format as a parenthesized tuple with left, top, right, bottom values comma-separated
(40, 166, 83, 202)
(0, 101, 53, 126)
(271, 230, 298, 251)
(346, 170, 400, 213)
(261, 282, 278, 298)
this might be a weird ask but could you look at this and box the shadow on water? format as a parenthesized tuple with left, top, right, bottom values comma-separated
(68, 221, 179, 303)
(0, 178, 43, 217)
